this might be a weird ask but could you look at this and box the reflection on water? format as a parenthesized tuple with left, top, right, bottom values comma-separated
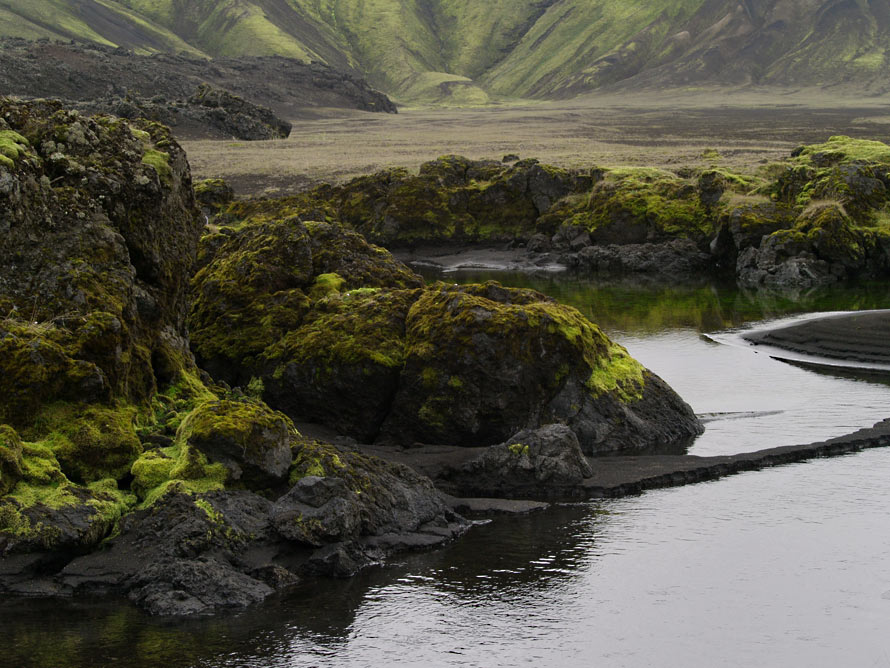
(439, 273, 890, 456)
(4, 276, 890, 668)
(429, 270, 890, 335)
(6, 451, 890, 667)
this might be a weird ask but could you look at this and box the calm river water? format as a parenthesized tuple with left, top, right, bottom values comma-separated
(3, 276, 890, 668)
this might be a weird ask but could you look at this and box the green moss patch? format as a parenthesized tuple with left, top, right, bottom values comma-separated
(141, 149, 172, 184)
(0, 129, 29, 169)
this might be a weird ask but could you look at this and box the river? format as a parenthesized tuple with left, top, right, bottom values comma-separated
(3, 276, 890, 668)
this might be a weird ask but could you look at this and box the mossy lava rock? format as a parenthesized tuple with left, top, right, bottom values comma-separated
(192, 216, 702, 453)
(379, 282, 703, 453)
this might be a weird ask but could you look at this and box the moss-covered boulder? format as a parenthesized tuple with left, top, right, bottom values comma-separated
(194, 177, 234, 215)
(0, 98, 202, 420)
(559, 168, 714, 246)
(380, 282, 702, 452)
(737, 203, 888, 288)
(191, 213, 701, 453)
(189, 218, 421, 387)
(0, 425, 24, 497)
(262, 288, 420, 441)
(771, 136, 890, 224)
(182, 400, 295, 488)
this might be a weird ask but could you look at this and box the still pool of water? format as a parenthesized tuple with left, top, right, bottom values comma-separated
(4, 277, 890, 668)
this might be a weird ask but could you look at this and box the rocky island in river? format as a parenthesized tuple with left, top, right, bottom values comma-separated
(4, 96, 890, 616)
(0, 99, 708, 615)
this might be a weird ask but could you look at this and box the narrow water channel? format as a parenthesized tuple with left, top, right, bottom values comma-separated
(4, 277, 890, 668)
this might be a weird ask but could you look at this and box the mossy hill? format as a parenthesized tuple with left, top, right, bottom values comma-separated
(8, 0, 890, 103)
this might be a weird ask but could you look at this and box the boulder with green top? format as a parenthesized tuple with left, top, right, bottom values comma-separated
(183, 399, 295, 488)
(380, 282, 702, 453)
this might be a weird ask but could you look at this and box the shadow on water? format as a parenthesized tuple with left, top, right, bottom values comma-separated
(0, 504, 612, 668)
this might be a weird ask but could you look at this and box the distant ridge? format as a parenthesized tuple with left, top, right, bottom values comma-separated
(4, 0, 890, 103)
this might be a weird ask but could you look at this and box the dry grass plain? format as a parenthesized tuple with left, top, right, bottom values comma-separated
(181, 88, 890, 197)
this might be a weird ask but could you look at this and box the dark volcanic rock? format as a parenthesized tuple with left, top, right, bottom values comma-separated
(438, 425, 594, 499)
(563, 238, 713, 280)
(0, 38, 397, 139)
(186, 83, 291, 140)
(73, 83, 293, 141)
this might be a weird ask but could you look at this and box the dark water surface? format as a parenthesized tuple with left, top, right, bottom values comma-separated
(4, 277, 890, 668)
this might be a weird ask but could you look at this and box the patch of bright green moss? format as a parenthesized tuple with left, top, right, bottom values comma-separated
(309, 272, 345, 300)
(795, 135, 890, 165)
(141, 149, 172, 184)
(508, 443, 530, 456)
(288, 439, 347, 485)
(587, 342, 646, 401)
(130, 442, 228, 508)
(34, 403, 142, 483)
(0, 129, 29, 169)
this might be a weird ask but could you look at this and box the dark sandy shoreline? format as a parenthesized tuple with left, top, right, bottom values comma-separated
(743, 310, 890, 368)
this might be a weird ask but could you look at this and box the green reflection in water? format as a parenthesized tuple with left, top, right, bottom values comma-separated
(426, 270, 890, 334)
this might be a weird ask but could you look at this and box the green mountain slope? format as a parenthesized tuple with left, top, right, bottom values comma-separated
(0, 0, 204, 55)
(6, 0, 890, 103)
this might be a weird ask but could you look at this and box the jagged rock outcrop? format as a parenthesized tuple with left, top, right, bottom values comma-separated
(0, 39, 396, 139)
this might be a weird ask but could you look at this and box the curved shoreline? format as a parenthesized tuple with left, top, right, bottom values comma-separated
(742, 309, 890, 369)
(365, 308, 890, 510)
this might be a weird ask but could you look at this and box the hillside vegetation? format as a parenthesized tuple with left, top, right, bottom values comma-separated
(6, 0, 890, 103)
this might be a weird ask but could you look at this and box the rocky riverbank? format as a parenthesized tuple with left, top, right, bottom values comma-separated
(0, 98, 703, 615)
(4, 97, 890, 617)
(210, 139, 890, 290)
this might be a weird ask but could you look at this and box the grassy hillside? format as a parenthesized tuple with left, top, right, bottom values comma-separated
(114, 0, 355, 70)
(0, 0, 204, 55)
(7, 0, 890, 103)
(481, 0, 709, 97)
